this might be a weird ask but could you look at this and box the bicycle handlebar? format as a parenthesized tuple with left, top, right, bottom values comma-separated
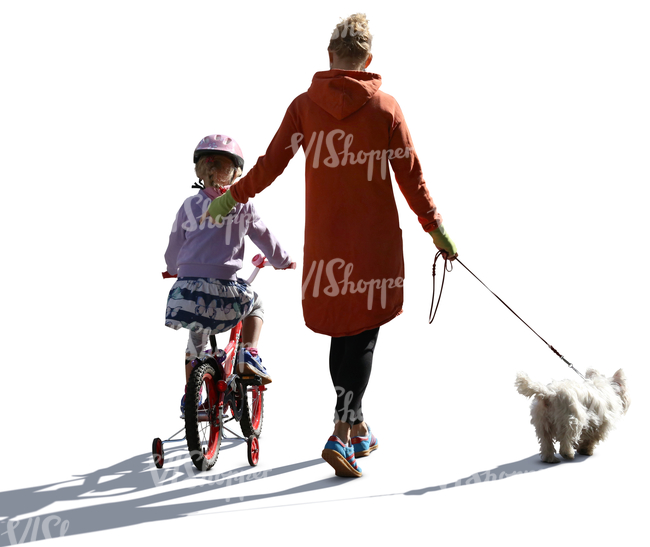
(251, 253, 268, 268)
(246, 255, 267, 284)
(162, 254, 294, 280)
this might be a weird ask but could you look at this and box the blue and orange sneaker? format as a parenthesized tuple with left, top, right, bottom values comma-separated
(321, 436, 362, 477)
(238, 348, 272, 385)
(351, 428, 379, 458)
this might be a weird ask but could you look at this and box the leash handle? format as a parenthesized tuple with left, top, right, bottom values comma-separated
(429, 251, 453, 324)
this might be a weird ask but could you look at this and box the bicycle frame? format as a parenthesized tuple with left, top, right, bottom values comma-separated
(210, 321, 242, 379)
(154, 254, 271, 469)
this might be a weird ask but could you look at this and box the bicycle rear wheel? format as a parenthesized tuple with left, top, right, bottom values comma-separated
(240, 385, 264, 438)
(185, 362, 223, 471)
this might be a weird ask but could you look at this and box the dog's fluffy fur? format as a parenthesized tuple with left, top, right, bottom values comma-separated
(515, 369, 629, 463)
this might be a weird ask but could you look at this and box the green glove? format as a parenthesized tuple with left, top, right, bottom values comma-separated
(206, 189, 238, 222)
(428, 224, 458, 257)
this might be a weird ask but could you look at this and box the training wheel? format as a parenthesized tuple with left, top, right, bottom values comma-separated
(247, 435, 259, 466)
(152, 437, 164, 469)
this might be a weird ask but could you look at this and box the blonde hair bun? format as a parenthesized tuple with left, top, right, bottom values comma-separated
(329, 13, 372, 64)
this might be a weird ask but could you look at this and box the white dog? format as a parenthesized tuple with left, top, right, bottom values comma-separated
(515, 369, 629, 463)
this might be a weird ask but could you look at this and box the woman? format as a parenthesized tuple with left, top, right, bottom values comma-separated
(203, 13, 457, 477)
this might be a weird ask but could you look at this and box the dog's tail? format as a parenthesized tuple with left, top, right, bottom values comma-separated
(515, 372, 553, 398)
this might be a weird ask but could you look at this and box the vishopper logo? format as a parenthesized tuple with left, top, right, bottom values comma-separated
(330, 21, 363, 40)
(302, 258, 403, 310)
(333, 386, 360, 424)
(2, 516, 69, 544)
(436, 468, 539, 490)
(171, 194, 255, 245)
(148, 451, 270, 502)
(286, 130, 415, 181)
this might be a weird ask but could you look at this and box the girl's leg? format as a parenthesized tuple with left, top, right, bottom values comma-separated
(242, 315, 263, 348)
(238, 294, 270, 380)
(241, 290, 264, 349)
(186, 330, 210, 382)
(329, 327, 380, 443)
(239, 315, 263, 375)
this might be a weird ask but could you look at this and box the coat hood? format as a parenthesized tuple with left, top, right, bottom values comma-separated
(307, 70, 382, 120)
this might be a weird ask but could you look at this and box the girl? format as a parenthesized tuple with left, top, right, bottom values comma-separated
(164, 134, 294, 414)
(201, 15, 458, 476)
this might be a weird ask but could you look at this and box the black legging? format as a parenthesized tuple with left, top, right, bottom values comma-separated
(329, 327, 380, 426)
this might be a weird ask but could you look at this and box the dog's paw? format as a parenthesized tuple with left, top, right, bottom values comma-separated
(541, 453, 560, 463)
(560, 443, 575, 460)
(577, 447, 594, 456)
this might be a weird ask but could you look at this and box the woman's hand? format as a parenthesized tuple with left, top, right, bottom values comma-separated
(428, 224, 458, 261)
(439, 251, 458, 261)
(199, 188, 238, 224)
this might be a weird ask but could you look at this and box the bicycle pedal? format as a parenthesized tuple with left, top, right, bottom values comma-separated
(241, 375, 262, 386)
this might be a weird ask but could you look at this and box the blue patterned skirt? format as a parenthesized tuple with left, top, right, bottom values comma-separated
(165, 277, 258, 334)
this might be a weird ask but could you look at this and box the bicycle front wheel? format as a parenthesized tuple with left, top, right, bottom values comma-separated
(240, 385, 264, 438)
(185, 362, 223, 471)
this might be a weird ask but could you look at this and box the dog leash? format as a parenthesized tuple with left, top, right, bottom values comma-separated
(430, 254, 586, 381)
(429, 251, 453, 325)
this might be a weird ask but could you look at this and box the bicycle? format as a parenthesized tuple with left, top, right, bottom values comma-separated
(152, 253, 280, 471)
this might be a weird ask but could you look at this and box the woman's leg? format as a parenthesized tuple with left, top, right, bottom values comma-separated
(329, 327, 380, 443)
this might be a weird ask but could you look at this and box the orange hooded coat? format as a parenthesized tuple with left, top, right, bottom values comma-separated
(230, 70, 443, 336)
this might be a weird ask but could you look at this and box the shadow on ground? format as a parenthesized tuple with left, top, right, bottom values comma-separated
(0, 439, 331, 545)
(403, 452, 588, 496)
(0, 447, 586, 544)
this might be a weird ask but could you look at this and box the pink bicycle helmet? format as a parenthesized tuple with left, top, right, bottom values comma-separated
(193, 134, 244, 170)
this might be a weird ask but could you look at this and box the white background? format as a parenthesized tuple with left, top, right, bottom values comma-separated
(0, 0, 648, 545)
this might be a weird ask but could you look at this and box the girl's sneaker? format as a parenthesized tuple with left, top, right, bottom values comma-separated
(351, 428, 379, 457)
(239, 348, 272, 384)
(321, 436, 362, 477)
